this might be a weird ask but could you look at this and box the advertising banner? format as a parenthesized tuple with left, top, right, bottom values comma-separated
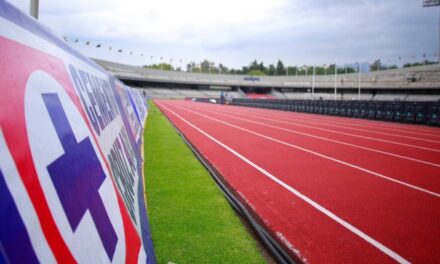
(0, 2, 155, 263)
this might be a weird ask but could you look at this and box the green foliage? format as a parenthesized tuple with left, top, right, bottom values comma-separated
(248, 69, 266, 76)
(143, 63, 173, 71)
(276, 59, 285, 75)
(370, 59, 388, 71)
(403, 60, 438, 68)
(144, 102, 266, 264)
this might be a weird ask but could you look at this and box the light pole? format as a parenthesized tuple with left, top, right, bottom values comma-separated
(358, 62, 362, 100)
(312, 65, 316, 97)
(334, 63, 337, 100)
(30, 0, 39, 19)
(423, 1, 440, 62)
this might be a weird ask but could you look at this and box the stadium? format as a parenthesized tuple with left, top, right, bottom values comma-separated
(1, 0, 440, 263)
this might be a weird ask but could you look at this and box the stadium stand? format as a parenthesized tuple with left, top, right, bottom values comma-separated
(94, 59, 439, 126)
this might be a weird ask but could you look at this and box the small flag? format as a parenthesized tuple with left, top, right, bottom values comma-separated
(118, 49, 123, 53)
(96, 44, 101, 48)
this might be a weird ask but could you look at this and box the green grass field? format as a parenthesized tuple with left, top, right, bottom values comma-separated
(144, 101, 266, 264)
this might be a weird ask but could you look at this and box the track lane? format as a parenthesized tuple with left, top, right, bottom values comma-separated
(231, 109, 440, 149)
(206, 104, 440, 163)
(233, 104, 440, 136)
(156, 100, 440, 263)
(227, 104, 440, 144)
(156, 101, 404, 263)
(191, 104, 440, 167)
(188, 102, 440, 164)
(185, 105, 440, 194)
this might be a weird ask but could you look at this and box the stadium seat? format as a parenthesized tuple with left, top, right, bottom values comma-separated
(334, 101, 342, 116)
(426, 102, 440, 126)
(375, 102, 385, 120)
(414, 102, 427, 124)
(316, 100, 324, 114)
(322, 101, 330, 115)
(367, 102, 376, 119)
(359, 102, 368, 118)
(392, 101, 404, 122)
(384, 102, 394, 121)
(345, 101, 354, 117)
(352, 101, 361, 117)
(403, 102, 416, 123)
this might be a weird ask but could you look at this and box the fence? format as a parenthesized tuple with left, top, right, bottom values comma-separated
(232, 98, 440, 126)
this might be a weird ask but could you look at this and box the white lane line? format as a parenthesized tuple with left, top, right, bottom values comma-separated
(239, 106, 440, 136)
(173, 103, 440, 198)
(223, 107, 440, 153)
(241, 109, 440, 144)
(194, 106, 440, 168)
(158, 102, 411, 264)
(293, 116, 440, 139)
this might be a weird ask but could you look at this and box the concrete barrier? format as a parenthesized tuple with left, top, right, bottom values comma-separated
(0, 2, 155, 263)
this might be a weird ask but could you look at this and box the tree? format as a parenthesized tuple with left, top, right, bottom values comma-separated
(287, 66, 297, 75)
(200, 59, 211, 73)
(370, 59, 386, 71)
(266, 64, 276, 75)
(248, 69, 266, 76)
(219, 63, 228, 74)
(144, 63, 173, 71)
(186, 62, 195, 72)
(276, 60, 285, 75)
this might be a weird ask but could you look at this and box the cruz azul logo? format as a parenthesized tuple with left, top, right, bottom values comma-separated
(0, 37, 143, 263)
(25, 71, 124, 262)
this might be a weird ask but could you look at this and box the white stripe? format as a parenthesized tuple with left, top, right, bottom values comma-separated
(246, 109, 440, 145)
(173, 103, 440, 198)
(292, 115, 440, 139)
(235, 108, 440, 153)
(262, 113, 440, 144)
(198, 106, 440, 168)
(158, 102, 410, 264)
(242, 106, 440, 136)
(0, 130, 57, 263)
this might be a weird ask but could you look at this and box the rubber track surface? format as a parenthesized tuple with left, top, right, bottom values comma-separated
(155, 100, 440, 264)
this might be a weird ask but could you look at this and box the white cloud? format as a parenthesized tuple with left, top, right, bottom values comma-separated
(8, 0, 439, 68)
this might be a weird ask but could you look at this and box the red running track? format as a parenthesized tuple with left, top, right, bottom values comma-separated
(155, 100, 440, 264)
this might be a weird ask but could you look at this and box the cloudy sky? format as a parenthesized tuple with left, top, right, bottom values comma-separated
(10, 0, 440, 69)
